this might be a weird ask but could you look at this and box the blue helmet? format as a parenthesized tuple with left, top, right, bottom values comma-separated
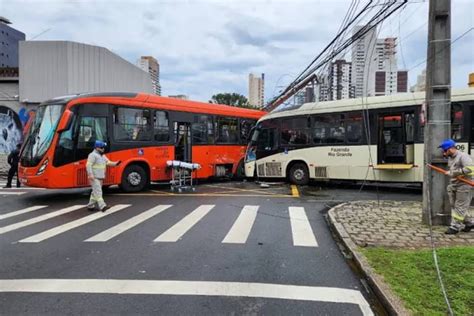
(438, 139, 456, 151)
(94, 140, 107, 148)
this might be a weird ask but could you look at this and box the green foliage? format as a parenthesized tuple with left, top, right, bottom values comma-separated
(362, 246, 474, 316)
(209, 93, 260, 109)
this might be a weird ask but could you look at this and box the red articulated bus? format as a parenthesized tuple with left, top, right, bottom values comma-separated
(19, 93, 266, 192)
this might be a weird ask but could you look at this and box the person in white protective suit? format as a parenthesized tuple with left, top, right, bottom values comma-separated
(86, 140, 121, 212)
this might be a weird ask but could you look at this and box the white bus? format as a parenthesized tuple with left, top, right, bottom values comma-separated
(244, 88, 474, 185)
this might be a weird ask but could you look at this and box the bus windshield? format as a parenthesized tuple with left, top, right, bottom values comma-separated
(245, 127, 259, 162)
(21, 104, 64, 167)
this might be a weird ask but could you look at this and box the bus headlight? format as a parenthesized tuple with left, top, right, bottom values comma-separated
(36, 159, 49, 175)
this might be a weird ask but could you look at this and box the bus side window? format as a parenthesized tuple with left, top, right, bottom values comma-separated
(313, 115, 331, 144)
(154, 111, 170, 142)
(451, 103, 463, 140)
(240, 119, 255, 144)
(192, 115, 211, 144)
(216, 117, 239, 144)
(328, 114, 345, 143)
(346, 112, 363, 144)
(281, 117, 310, 145)
(257, 128, 277, 151)
(114, 107, 152, 141)
(405, 113, 415, 143)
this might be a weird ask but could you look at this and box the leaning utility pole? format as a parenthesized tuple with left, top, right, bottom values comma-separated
(422, 0, 451, 225)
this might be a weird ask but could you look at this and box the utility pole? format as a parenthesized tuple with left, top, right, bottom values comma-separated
(422, 0, 451, 225)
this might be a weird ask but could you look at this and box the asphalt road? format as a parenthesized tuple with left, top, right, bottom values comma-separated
(0, 181, 421, 315)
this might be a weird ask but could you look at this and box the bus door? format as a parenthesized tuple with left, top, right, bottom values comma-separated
(175, 122, 191, 162)
(377, 112, 415, 164)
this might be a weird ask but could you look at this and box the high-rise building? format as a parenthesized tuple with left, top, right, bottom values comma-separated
(352, 28, 408, 97)
(329, 59, 354, 100)
(315, 75, 330, 102)
(410, 69, 426, 92)
(351, 25, 377, 98)
(0, 17, 25, 68)
(168, 94, 188, 100)
(371, 38, 408, 96)
(137, 56, 161, 96)
(248, 73, 265, 108)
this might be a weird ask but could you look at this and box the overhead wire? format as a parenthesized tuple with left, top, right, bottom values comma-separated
(269, 1, 408, 110)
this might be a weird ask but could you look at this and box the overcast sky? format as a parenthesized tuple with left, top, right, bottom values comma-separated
(3, 0, 473, 102)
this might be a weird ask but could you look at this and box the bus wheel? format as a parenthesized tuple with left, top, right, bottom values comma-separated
(120, 164, 148, 192)
(289, 163, 309, 185)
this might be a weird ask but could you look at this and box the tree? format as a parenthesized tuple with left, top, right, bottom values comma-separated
(209, 93, 257, 109)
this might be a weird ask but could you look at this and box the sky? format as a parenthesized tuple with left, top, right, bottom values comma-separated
(2, 0, 473, 103)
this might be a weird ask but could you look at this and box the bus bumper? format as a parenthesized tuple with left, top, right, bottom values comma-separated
(244, 161, 256, 178)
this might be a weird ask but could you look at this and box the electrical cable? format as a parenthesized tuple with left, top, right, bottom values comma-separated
(408, 27, 474, 72)
(270, 1, 408, 110)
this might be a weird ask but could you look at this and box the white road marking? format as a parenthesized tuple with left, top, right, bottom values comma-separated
(0, 206, 48, 221)
(289, 207, 318, 247)
(0, 186, 45, 190)
(19, 204, 131, 243)
(222, 205, 259, 244)
(154, 205, 214, 242)
(0, 192, 26, 195)
(0, 279, 373, 316)
(85, 204, 173, 242)
(0, 205, 85, 235)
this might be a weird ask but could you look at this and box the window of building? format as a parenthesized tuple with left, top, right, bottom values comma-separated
(192, 115, 213, 144)
(113, 107, 152, 141)
(154, 110, 169, 142)
(216, 117, 239, 144)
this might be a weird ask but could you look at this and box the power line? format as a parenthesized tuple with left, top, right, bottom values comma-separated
(407, 26, 474, 71)
(268, 1, 409, 111)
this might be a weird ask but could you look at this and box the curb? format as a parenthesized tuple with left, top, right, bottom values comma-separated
(327, 203, 411, 316)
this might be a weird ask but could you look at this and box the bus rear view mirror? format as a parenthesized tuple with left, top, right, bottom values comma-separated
(57, 109, 73, 133)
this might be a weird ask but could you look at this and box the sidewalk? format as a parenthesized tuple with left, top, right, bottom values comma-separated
(327, 200, 474, 315)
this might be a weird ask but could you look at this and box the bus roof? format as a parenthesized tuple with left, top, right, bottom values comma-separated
(261, 88, 474, 122)
(46, 92, 266, 120)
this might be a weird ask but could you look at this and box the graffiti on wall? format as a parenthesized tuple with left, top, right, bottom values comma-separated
(0, 105, 23, 154)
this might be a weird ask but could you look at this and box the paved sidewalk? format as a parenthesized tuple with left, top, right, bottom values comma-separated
(328, 200, 474, 315)
(330, 200, 474, 249)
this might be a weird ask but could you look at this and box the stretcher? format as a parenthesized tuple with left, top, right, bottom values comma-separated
(166, 160, 201, 192)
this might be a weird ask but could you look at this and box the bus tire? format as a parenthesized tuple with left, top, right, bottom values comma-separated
(120, 164, 148, 192)
(288, 162, 309, 185)
(233, 159, 245, 180)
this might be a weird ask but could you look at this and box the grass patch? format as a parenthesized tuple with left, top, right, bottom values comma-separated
(362, 246, 474, 316)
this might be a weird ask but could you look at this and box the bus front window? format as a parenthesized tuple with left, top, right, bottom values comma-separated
(21, 104, 64, 167)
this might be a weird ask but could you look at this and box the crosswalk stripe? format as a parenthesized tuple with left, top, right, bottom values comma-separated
(154, 205, 215, 242)
(289, 207, 318, 247)
(0, 205, 85, 235)
(222, 205, 259, 244)
(85, 205, 173, 242)
(0, 206, 48, 221)
(19, 204, 131, 243)
(0, 192, 26, 195)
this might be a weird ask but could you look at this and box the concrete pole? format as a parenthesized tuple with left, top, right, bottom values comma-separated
(422, 0, 451, 225)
